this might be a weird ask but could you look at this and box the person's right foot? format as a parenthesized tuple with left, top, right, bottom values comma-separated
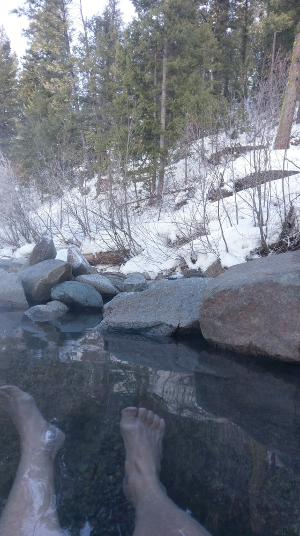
(120, 407, 166, 506)
(0, 385, 65, 458)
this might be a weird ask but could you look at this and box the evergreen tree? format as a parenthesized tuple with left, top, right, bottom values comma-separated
(84, 0, 123, 178)
(16, 0, 87, 183)
(119, 0, 221, 198)
(0, 27, 19, 157)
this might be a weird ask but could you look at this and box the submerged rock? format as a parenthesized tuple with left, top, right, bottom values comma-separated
(199, 250, 300, 361)
(51, 281, 103, 310)
(18, 260, 72, 303)
(50, 312, 103, 333)
(0, 311, 25, 336)
(75, 274, 119, 297)
(24, 300, 69, 322)
(101, 277, 210, 336)
(0, 269, 28, 310)
(29, 232, 57, 266)
(123, 272, 148, 292)
(67, 245, 95, 277)
(195, 347, 300, 456)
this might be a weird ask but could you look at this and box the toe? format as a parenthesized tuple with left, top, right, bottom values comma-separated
(0, 385, 20, 392)
(159, 418, 165, 433)
(153, 414, 160, 429)
(146, 410, 154, 425)
(121, 407, 138, 424)
(138, 407, 148, 422)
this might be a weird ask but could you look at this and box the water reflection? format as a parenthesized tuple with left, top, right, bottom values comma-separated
(0, 312, 300, 535)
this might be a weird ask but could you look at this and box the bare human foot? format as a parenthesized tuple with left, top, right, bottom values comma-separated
(0, 385, 65, 458)
(120, 407, 166, 507)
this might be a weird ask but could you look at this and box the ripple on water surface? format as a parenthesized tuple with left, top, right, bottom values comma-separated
(0, 311, 300, 536)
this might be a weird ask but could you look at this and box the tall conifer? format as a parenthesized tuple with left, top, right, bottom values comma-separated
(0, 28, 19, 157)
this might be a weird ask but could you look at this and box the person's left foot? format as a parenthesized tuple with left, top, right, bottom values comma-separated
(120, 407, 166, 507)
(0, 385, 65, 458)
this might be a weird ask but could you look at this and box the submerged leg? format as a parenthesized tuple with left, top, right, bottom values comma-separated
(120, 407, 212, 536)
(0, 385, 65, 536)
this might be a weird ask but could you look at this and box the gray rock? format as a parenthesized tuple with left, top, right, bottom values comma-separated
(199, 251, 300, 361)
(75, 274, 119, 296)
(100, 271, 126, 291)
(29, 232, 57, 266)
(51, 281, 103, 310)
(101, 277, 210, 336)
(24, 300, 69, 322)
(105, 277, 125, 292)
(19, 259, 30, 272)
(8, 257, 27, 273)
(67, 245, 95, 276)
(123, 272, 148, 292)
(0, 270, 28, 310)
(0, 258, 12, 271)
(183, 269, 205, 278)
(18, 260, 72, 303)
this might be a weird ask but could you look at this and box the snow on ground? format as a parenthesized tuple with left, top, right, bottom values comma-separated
(1, 125, 300, 276)
(14, 243, 35, 258)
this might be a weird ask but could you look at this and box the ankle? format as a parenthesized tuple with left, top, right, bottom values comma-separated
(125, 472, 166, 507)
(133, 482, 167, 511)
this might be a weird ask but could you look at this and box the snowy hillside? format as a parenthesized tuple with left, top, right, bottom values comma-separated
(1, 126, 300, 279)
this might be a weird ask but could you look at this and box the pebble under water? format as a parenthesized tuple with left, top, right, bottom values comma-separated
(1, 310, 300, 536)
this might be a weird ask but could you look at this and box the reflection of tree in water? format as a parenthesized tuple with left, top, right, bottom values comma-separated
(1, 328, 300, 534)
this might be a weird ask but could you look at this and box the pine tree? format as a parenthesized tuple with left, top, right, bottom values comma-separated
(120, 0, 221, 199)
(84, 0, 123, 178)
(17, 0, 87, 182)
(0, 27, 19, 157)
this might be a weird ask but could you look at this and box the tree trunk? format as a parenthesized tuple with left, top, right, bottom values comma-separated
(274, 23, 300, 150)
(60, 0, 91, 178)
(296, 89, 300, 124)
(152, 51, 158, 194)
(269, 31, 277, 91)
(157, 39, 168, 202)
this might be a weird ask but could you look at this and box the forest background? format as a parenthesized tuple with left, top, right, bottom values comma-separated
(0, 0, 300, 272)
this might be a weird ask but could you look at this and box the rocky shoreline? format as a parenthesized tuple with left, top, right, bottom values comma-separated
(1, 232, 300, 362)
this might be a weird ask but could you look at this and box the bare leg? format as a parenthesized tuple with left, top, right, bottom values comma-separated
(0, 386, 65, 536)
(120, 407, 212, 536)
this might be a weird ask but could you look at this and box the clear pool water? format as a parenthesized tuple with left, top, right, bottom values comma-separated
(1, 310, 300, 536)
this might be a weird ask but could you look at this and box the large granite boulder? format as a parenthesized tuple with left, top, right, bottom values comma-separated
(18, 260, 72, 303)
(199, 251, 300, 361)
(75, 274, 119, 297)
(51, 281, 103, 310)
(67, 245, 95, 277)
(101, 277, 210, 336)
(0, 270, 28, 309)
(123, 272, 148, 292)
(29, 232, 57, 266)
(24, 300, 69, 322)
